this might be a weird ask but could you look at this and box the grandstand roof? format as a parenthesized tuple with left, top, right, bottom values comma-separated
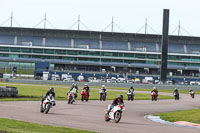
(0, 27, 200, 44)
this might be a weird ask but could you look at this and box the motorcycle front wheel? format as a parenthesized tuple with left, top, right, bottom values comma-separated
(44, 103, 51, 114)
(114, 111, 122, 123)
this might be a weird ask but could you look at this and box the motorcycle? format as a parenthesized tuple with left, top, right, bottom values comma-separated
(127, 91, 134, 101)
(81, 89, 88, 102)
(68, 92, 76, 104)
(40, 94, 55, 114)
(190, 91, 195, 98)
(104, 103, 125, 123)
(173, 92, 179, 100)
(151, 92, 158, 101)
(99, 90, 106, 101)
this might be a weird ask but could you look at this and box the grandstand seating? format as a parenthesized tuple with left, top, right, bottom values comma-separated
(74, 39, 99, 49)
(130, 42, 157, 52)
(0, 35, 14, 44)
(17, 36, 43, 46)
(168, 43, 184, 53)
(46, 37, 71, 47)
(186, 44, 200, 54)
(102, 40, 128, 51)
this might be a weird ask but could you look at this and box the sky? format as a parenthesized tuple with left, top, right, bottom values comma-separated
(0, 0, 200, 37)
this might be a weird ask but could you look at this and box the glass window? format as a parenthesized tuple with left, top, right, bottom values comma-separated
(0, 53, 8, 57)
(55, 50, 66, 55)
(44, 49, 54, 54)
(135, 54, 146, 58)
(67, 50, 77, 55)
(21, 48, 32, 53)
(10, 48, 20, 52)
(9, 54, 19, 58)
(33, 49, 43, 53)
(124, 53, 134, 58)
(79, 51, 88, 55)
(102, 52, 112, 56)
(0, 47, 9, 52)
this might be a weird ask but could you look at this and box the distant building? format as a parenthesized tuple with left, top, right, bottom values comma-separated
(0, 27, 199, 76)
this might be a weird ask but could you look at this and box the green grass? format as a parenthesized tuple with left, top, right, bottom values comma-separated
(0, 83, 173, 101)
(155, 109, 200, 124)
(0, 118, 95, 133)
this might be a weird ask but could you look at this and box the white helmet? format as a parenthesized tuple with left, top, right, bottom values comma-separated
(102, 85, 105, 88)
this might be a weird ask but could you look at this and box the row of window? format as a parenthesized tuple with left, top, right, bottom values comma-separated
(0, 53, 199, 67)
(1, 47, 200, 61)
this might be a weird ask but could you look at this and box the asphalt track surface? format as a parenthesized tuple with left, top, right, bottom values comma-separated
(0, 93, 200, 133)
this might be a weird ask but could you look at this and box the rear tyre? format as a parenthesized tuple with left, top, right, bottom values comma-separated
(40, 103, 44, 113)
(114, 111, 122, 123)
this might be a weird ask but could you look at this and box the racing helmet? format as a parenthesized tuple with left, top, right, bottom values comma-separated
(102, 85, 105, 88)
(153, 87, 157, 90)
(84, 84, 88, 87)
(50, 87, 54, 92)
(118, 95, 123, 100)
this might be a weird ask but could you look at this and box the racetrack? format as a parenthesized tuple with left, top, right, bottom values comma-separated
(0, 93, 200, 133)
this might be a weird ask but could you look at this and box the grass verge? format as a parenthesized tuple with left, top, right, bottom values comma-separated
(0, 83, 173, 101)
(154, 109, 200, 124)
(0, 118, 95, 133)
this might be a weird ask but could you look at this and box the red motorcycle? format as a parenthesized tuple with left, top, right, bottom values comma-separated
(81, 89, 88, 102)
(151, 92, 158, 101)
(68, 92, 75, 104)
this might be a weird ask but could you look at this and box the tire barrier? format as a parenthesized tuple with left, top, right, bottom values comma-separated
(0, 86, 18, 97)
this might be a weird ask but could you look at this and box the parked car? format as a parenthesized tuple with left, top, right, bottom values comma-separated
(63, 78, 75, 82)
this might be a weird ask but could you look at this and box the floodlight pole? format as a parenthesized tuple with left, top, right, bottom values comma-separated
(160, 9, 170, 84)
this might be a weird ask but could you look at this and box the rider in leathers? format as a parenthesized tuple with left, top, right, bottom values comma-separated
(83, 84, 90, 98)
(41, 87, 56, 106)
(128, 85, 134, 94)
(107, 95, 124, 114)
(68, 83, 78, 98)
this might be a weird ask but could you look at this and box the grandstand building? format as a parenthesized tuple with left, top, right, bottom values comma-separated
(0, 27, 200, 77)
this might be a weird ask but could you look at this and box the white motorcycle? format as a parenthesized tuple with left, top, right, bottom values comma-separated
(190, 91, 195, 98)
(99, 90, 106, 101)
(127, 91, 134, 101)
(104, 103, 125, 123)
(40, 94, 55, 114)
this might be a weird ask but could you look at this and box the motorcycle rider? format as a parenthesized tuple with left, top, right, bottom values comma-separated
(173, 88, 179, 99)
(173, 88, 179, 95)
(189, 88, 194, 93)
(83, 84, 90, 98)
(151, 87, 158, 95)
(107, 95, 124, 114)
(189, 88, 195, 95)
(151, 87, 158, 99)
(100, 85, 107, 95)
(128, 85, 134, 94)
(41, 87, 56, 106)
(68, 83, 78, 98)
